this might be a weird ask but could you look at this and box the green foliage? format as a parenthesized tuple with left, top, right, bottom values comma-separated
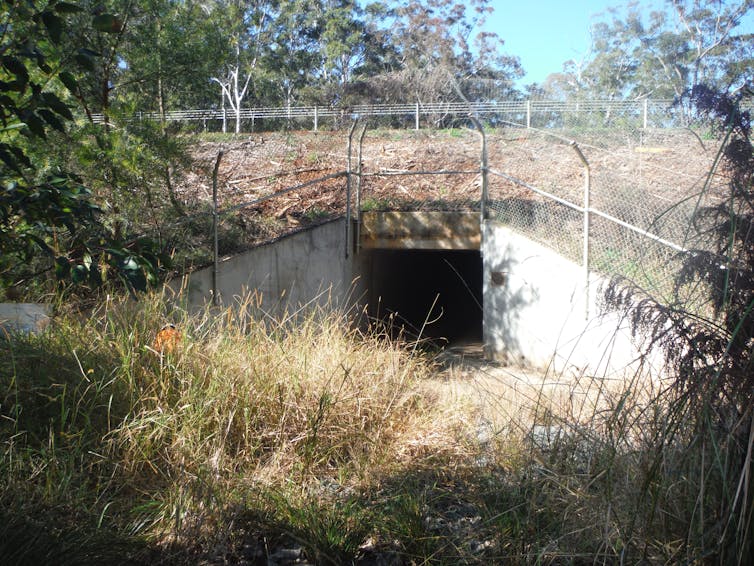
(606, 84, 754, 561)
(555, 2, 753, 100)
(0, 0, 168, 293)
(263, 491, 373, 565)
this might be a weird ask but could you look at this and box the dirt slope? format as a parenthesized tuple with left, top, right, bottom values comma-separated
(175, 127, 722, 253)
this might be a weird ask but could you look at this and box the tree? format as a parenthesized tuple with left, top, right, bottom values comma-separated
(0, 0, 166, 292)
(210, 0, 275, 133)
(373, 0, 522, 107)
(260, 0, 322, 109)
(212, 55, 253, 134)
(671, 0, 754, 91)
(118, 0, 227, 116)
(569, 0, 753, 99)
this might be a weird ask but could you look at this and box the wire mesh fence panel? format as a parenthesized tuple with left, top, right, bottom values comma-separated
(356, 128, 484, 213)
(583, 127, 728, 315)
(486, 129, 589, 263)
(482, 113, 730, 315)
(163, 136, 349, 272)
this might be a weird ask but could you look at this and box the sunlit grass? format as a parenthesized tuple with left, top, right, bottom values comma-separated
(0, 288, 725, 563)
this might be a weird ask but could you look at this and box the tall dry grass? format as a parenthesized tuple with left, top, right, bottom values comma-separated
(1, 284, 744, 564)
(0, 289, 433, 562)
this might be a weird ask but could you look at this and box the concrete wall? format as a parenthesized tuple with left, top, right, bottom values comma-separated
(173, 216, 661, 378)
(482, 222, 660, 377)
(0, 303, 50, 336)
(175, 219, 353, 314)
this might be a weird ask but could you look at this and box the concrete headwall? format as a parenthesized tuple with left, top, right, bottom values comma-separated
(482, 222, 659, 376)
(175, 219, 352, 313)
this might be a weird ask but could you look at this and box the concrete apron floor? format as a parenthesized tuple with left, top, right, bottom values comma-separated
(430, 342, 653, 447)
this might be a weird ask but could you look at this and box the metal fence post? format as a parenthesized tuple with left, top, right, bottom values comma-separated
(345, 119, 359, 258)
(526, 100, 531, 129)
(211, 150, 223, 307)
(415, 102, 420, 130)
(643, 98, 649, 129)
(469, 116, 488, 223)
(570, 141, 590, 320)
(355, 123, 367, 255)
(314, 105, 318, 132)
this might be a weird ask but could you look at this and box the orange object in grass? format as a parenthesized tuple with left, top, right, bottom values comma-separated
(153, 324, 181, 354)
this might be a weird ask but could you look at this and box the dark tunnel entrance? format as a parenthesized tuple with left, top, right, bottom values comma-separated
(362, 249, 483, 346)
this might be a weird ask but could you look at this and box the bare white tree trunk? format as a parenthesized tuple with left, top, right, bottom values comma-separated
(212, 45, 252, 134)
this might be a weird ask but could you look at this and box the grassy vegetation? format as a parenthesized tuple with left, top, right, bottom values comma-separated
(2, 287, 743, 564)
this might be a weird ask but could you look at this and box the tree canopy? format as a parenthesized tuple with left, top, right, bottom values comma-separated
(539, 0, 753, 100)
(1, 0, 169, 293)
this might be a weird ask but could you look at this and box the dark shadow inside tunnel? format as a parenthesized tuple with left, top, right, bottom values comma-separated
(361, 249, 483, 346)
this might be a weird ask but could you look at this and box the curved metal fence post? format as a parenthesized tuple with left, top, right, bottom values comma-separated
(469, 116, 488, 223)
(570, 141, 591, 320)
(345, 118, 359, 258)
(355, 123, 368, 256)
(212, 150, 224, 307)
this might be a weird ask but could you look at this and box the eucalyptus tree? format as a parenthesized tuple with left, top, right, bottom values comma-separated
(119, 0, 227, 116)
(307, 0, 396, 105)
(569, 0, 753, 99)
(207, 0, 277, 133)
(374, 0, 522, 105)
(260, 0, 322, 109)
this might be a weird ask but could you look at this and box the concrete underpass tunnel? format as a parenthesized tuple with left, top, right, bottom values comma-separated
(361, 249, 483, 345)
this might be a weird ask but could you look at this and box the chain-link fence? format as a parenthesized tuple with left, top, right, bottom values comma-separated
(352, 125, 484, 214)
(148, 110, 727, 315)
(342, 113, 725, 317)
(484, 123, 727, 314)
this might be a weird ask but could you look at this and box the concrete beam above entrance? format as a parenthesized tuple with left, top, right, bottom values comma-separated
(359, 211, 481, 250)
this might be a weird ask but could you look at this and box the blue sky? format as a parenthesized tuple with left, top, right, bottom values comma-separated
(482, 1, 661, 85)
(482, 0, 754, 86)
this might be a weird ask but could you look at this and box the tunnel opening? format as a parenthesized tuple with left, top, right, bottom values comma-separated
(362, 249, 483, 347)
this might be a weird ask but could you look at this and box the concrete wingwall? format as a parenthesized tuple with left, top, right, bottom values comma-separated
(174, 219, 353, 314)
(171, 216, 662, 378)
(482, 221, 661, 377)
